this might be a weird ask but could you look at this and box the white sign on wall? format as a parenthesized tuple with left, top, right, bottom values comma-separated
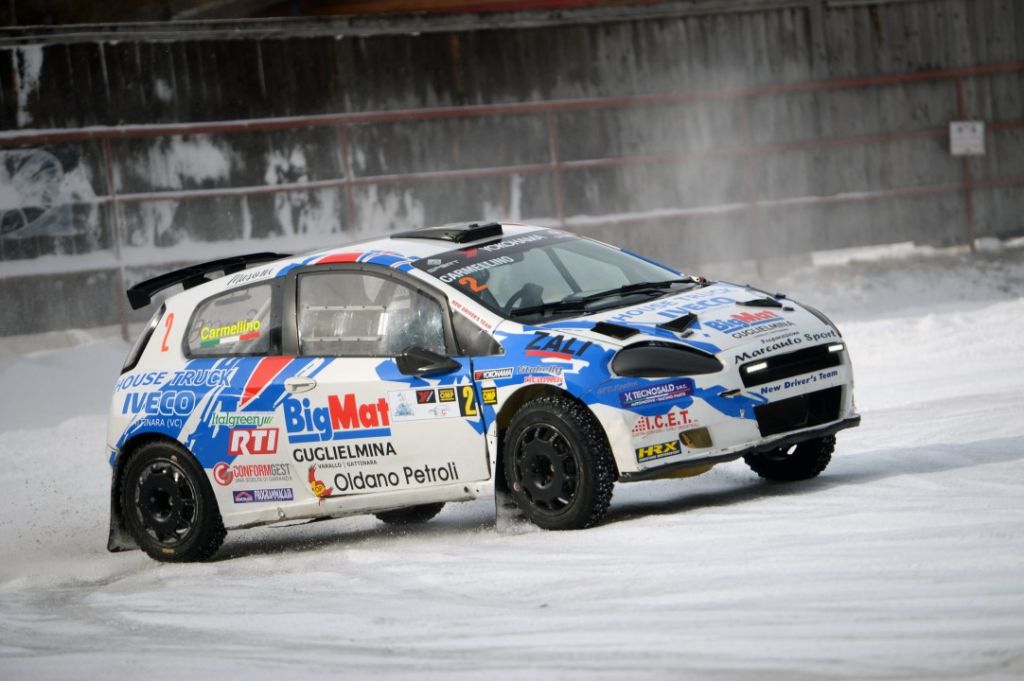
(950, 121, 985, 156)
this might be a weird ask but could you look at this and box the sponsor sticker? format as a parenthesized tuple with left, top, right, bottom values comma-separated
(473, 367, 513, 380)
(619, 379, 695, 408)
(635, 440, 681, 463)
(228, 427, 279, 455)
(758, 369, 840, 396)
(292, 441, 397, 468)
(706, 311, 793, 339)
(233, 488, 294, 504)
(213, 462, 291, 486)
(481, 387, 498, 404)
(213, 412, 274, 428)
(199, 319, 261, 348)
(437, 387, 457, 402)
(525, 332, 592, 361)
(284, 394, 390, 443)
(631, 409, 695, 437)
(389, 390, 461, 421)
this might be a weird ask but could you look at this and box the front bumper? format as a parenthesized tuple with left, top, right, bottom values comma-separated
(618, 414, 860, 482)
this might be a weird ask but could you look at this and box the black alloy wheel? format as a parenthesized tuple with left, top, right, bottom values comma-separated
(503, 394, 615, 530)
(121, 441, 225, 562)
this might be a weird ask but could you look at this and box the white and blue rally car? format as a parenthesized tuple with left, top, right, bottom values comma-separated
(108, 222, 859, 561)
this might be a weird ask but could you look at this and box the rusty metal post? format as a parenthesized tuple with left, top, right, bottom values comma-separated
(336, 124, 358, 230)
(546, 111, 566, 228)
(739, 96, 764, 277)
(954, 78, 977, 253)
(101, 138, 131, 342)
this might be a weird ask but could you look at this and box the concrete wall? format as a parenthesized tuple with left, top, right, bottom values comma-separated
(1, 0, 1022, 334)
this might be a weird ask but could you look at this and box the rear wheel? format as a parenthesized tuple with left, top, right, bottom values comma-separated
(374, 502, 445, 525)
(121, 441, 225, 562)
(744, 435, 835, 481)
(503, 394, 615, 530)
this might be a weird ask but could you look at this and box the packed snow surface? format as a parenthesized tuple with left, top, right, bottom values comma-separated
(1, 245, 1023, 680)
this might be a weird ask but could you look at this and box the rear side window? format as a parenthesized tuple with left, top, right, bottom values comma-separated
(297, 271, 446, 357)
(186, 284, 279, 357)
(121, 304, 165, 373)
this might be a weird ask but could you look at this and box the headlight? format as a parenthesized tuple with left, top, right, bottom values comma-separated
(612, 342, 723, 377)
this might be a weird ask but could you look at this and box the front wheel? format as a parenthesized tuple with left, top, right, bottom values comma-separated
(120, 441, 226, 562)
(743, 435, 835, 482)
(503, 394, 616, 530)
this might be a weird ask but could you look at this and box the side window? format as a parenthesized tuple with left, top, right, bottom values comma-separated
(452, 312, 501, 357)
(186, 284, 278, 357)
(297, 271, 447, 357)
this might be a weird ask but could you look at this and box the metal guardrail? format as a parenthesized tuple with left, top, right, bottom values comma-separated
(2, 60, 1022, 338)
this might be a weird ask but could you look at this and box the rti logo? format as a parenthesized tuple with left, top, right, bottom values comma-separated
(228, 428, 279, 455)
(284, 394, 390, 444)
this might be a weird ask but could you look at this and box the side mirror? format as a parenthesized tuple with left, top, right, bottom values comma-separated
(396, 346, 462, 377)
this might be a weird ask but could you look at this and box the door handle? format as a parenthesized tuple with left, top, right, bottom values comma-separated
(284, 377, 317, 394)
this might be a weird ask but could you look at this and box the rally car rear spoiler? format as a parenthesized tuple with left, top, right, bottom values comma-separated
(126, 252, 290, 310)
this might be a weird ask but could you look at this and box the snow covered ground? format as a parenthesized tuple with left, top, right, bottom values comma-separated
(1, 242, 1023, 680)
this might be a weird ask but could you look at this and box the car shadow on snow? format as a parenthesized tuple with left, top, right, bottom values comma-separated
(212, 507, 498, 561)
(211, 435, 1023, 559)
(601, 434, 1024, 526)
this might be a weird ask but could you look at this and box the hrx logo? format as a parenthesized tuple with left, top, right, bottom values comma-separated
(634, 440, 681, 463)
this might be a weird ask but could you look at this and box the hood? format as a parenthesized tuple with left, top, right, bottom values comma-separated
(537, 282, 840, 358)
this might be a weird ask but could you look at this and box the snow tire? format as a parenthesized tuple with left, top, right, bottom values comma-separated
(503, 394, 616, 530)
(121, 441, 226, 563)
(743, 435, 835, 482)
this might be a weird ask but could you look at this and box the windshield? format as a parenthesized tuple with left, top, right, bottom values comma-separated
(413, 230, 689, 321)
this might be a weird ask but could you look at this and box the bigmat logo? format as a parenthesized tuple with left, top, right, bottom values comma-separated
(228, 428, 279, 455)
(706, 310, 787, 336)
(284, 394, 390, 443)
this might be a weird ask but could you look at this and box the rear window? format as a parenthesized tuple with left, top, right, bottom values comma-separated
(186, 284, 279, 357)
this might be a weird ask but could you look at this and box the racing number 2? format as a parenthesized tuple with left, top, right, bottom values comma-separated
(458, 384, 478, 417)
(160, 313, 175, 352)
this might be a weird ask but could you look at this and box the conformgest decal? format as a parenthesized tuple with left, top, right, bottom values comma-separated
(284, 394, 390, 443)
(213, 462, 291, 486)
(619, 379, 696, 408)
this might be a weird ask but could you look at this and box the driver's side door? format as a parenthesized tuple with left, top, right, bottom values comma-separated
(281, 265, 489, 504)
